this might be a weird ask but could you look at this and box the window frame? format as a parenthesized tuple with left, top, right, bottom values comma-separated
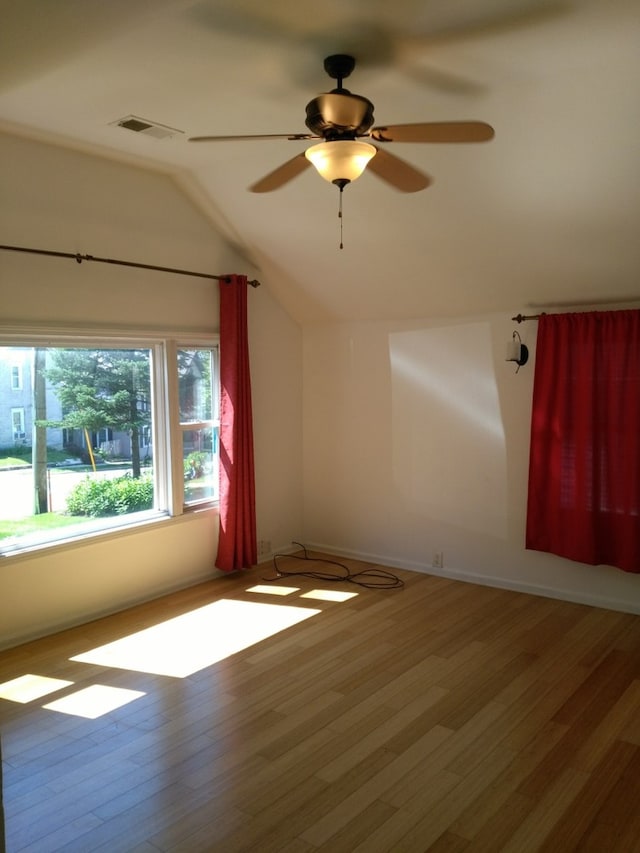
(0, 327, 219, 559)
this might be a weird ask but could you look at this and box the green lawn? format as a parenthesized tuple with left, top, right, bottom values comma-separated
(0, 456, 30, 468)
(0, 447, 85, 466)
(0, 513, 83, 540)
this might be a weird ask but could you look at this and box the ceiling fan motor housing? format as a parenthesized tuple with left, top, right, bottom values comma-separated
(305, 92, 375, 139)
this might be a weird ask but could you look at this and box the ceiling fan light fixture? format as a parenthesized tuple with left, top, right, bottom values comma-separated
(305, 140, 377, 184)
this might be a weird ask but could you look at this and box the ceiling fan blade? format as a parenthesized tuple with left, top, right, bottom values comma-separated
(189, 133, 315, 143)
(249, 153, 312, 193)
(367, 148, 432, 193)
(369, 121, 495, 144)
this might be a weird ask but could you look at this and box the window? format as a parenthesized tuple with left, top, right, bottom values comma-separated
(11, 363, 23, 391)
(0, 334, 219, 556)
(178, 348, 219, 505)
(11, 408, 26, 441)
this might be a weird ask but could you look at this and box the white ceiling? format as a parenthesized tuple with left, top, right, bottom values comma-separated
(1, 0, 639, 324)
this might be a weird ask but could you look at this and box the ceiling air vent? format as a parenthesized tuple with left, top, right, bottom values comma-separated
(111, 115, 183, 140)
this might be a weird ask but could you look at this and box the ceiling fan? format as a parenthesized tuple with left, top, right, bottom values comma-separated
(189, 54, 494, 194)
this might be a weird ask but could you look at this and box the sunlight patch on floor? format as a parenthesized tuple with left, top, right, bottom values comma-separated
(0, 674, 73, 703)
(301, 590, 359, 602)
(246, 585, 300, 596)
(43, 685, 145, 719)
(71, 599, 321, 677)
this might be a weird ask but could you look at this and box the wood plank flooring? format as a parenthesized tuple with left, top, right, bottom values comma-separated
(1, 553, 640, 852)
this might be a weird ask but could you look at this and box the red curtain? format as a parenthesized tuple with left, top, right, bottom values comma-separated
(526, 310, 640, 573)
(215, 275, 257, 571)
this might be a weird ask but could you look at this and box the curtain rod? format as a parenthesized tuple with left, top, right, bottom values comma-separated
(512, 313, 545, 323)
(0, 243, 261, 288)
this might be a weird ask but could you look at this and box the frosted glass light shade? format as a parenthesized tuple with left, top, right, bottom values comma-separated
(305, 140, 377, 183)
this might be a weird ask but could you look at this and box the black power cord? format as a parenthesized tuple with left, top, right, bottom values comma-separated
(263, 542, 404, 590)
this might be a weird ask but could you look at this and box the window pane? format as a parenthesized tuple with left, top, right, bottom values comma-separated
(183, 426, 218, 504)
(0, 346, 157, 552)
(178, 349, 214, 423)
(11, 364, 22, 390)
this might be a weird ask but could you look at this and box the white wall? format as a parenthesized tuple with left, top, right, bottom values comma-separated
(2, 129, 637, 651)
(0, 131, 303, 648)
(302, 315, 640, 614)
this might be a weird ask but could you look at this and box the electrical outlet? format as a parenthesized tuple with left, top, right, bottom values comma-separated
(257, 539, 271, 559)
(432, 551, 444, 569)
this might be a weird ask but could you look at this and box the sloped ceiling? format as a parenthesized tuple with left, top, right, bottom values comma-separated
(1, 0, 639, 324)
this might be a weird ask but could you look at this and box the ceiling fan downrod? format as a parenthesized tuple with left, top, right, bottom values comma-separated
(323, 54, 356, 91)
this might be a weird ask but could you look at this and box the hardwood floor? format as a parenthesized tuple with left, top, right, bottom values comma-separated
(1, 553, 640, 852)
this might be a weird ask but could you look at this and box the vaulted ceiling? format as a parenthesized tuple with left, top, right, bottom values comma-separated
(1, 0, 639, 323)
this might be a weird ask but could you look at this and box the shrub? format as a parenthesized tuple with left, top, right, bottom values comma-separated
(66, 473, 153, 517)
(184, 451, 209, 481)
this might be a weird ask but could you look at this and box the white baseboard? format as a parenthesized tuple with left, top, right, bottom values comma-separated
(302, 541, 640, 616)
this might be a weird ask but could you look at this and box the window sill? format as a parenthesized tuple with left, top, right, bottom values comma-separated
(0, 504, 218, 564)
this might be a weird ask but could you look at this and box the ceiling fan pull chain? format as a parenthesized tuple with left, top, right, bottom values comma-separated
(338, 185, 344, 249)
